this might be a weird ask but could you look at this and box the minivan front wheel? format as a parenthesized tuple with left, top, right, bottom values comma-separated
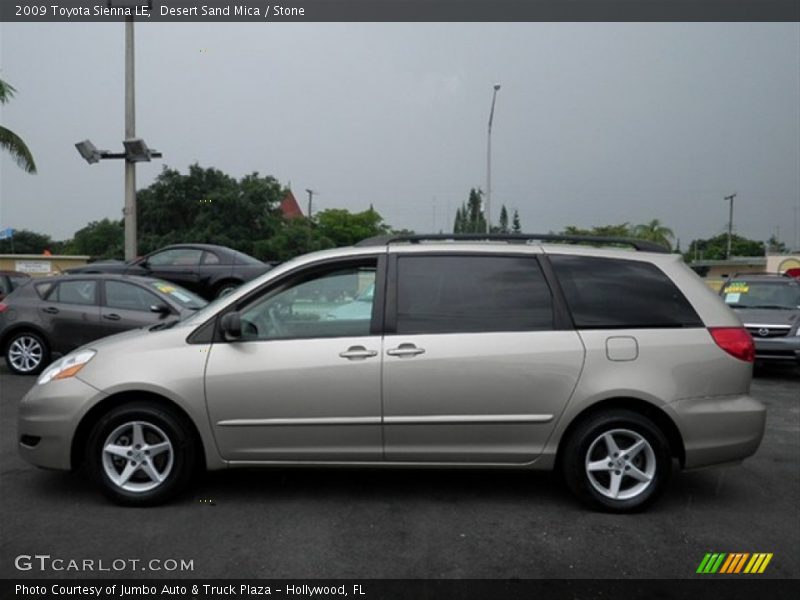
(562, 410, 671, 512)
(87, 403, 197, 506)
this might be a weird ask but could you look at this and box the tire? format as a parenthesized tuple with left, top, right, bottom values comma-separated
(215, 281, 241, 299)
(4, 330, 51, 376)
(561, 409, 672, 513)
(86, 402, 197, 506)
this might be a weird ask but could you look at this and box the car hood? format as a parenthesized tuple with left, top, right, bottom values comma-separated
(731, 308, 800, 327)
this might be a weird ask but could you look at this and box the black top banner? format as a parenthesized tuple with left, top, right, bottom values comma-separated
(2, 0, 800, 22)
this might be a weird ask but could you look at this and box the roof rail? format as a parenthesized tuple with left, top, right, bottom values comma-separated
(355, 233, 670, 253)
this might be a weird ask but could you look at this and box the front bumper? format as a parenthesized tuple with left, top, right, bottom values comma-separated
(751, 336, 800, 363)
(17, 377, 105, 471)
(668, 394, 766, 470)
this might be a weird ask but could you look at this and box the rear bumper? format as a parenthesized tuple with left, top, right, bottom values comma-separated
(668, 394, 766, 470)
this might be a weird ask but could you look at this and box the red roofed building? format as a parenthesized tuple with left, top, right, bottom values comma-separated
(280, 190, 304, 220)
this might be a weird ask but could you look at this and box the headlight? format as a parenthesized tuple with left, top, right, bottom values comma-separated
(37, 350, 96, 385)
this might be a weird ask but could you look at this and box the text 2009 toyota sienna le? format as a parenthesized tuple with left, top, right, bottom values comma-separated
(17, 234, 765, 512)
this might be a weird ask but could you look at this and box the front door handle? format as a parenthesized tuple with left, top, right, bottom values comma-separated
(42, 306, 59, 314)
(339, 346, 378, 360)
(387, 343, 425, 357)
(103, 313, 121, 321)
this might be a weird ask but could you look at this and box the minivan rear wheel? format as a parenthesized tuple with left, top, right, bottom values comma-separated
(562, 409, 671, 512)
(86, 402, 197, 506)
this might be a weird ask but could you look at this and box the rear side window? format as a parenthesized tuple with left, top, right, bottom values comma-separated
(550, 255, 702, 329)
(396, 255, 554, 334)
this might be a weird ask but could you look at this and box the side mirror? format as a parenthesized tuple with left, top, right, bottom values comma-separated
(220, 311, 242, 341)
(149, 303, 171, 316)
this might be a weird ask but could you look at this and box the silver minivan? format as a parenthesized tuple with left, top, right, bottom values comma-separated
(17, 234, 766, 511)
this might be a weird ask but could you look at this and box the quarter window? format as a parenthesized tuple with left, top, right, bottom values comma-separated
(549, 255, 702, 328)
(395, 255, 554, 334)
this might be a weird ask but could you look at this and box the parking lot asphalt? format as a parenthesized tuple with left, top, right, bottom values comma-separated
(0, 363, 797, 580)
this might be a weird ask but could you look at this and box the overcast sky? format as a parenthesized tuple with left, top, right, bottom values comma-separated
(1, 22, 799, 249)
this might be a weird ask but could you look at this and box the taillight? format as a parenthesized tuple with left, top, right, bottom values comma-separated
(0, 303, 8, 313)
(709, 327, 755, 363)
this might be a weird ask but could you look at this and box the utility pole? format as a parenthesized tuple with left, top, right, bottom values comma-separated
(305, 189, 317, 218)
(724, 193, 736, 260)
(485, 84, 501, 233)
(123, 15, 137, 261)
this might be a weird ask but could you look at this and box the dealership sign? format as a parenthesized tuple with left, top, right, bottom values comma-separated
(15, 261, 51, 274)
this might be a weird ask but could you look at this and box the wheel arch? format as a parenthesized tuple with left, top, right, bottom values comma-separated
(70, 390, 207, 472)
(554, 397, 686, 469)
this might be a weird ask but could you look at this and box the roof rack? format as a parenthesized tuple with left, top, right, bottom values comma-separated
(355, 233, 669, 253)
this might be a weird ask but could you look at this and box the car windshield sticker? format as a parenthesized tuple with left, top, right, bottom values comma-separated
(154, 283, 177, 294)
(724, 293, 741, 304)
(171, 291, 193, 303)
(723, 282, 749, 294)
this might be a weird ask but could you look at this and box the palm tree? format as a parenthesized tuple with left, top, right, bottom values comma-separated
(0, 78, 37, 173)
(633, 219, 674, 250)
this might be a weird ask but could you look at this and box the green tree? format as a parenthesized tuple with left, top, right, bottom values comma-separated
(685, 233, 765, 261)
(632, 219, 675, 251)
(512, 209, 522, 233)
(253, 218, 333, 262)
(0, 229, 54, 254)
(766, 235, 787, 254)
(66, 219, 124, 259)
(498, 205, 509, 234)
(314, 207, 391, 247)
(453, 206, 464, 234)
(0, 79, 36, 173)
(136, 164, 284, 256)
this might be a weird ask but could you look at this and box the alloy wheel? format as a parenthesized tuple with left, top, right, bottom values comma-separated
(7, 335, 44, 373)
(585, 428, 656, 501)
(101, 421, 174, 493)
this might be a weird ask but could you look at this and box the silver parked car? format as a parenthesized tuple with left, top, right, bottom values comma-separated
(17, 234, 765, 511)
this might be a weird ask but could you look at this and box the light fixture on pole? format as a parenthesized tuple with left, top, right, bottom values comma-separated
(75, 1, 158, 261)
(724, 193, 737, 259)
(485, 83, 501, 233)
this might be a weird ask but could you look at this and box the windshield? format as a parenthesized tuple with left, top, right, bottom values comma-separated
(722, 280, 800, 310)
(148, 280, 208, 310)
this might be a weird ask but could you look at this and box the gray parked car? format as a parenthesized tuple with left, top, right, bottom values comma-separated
(0, 274, 206, 375)
(17, 234, 765, 511)
(720, 274, 800, 364)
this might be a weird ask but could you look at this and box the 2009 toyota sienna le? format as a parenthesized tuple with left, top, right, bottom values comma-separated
(17, 234, 766, 512)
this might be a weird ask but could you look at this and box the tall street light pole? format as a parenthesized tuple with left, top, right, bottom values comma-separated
(485, 84, 501, 233)
(724, 193, 736, 259)
(124, 15, 137, 261)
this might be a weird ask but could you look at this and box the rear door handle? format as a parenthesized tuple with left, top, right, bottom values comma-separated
(42, 307, 59, 314)
(339, 346, 378, 360)
(387, 343, 425, 357)
(103, 313, 121, 321)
